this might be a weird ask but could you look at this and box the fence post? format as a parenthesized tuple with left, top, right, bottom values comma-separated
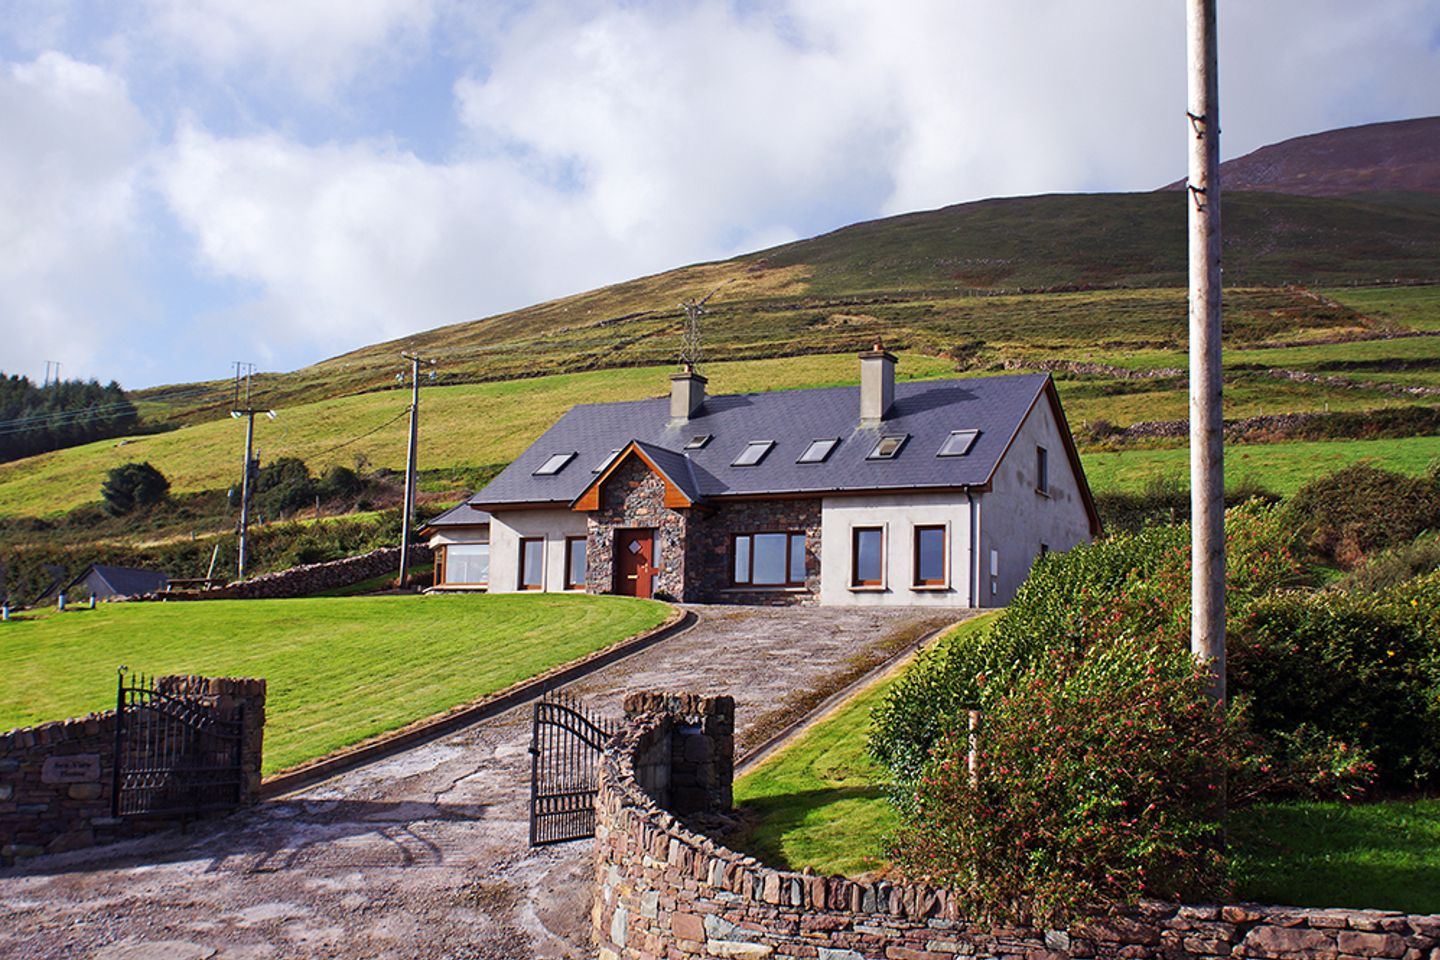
(967, 709, 981, 787)
(111, 668, 126, 817)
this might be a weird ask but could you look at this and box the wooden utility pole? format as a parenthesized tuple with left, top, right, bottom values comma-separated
(230, 362, 273, 581)
(397, 352, 433, 588)
(1187, 0, 1225, 703)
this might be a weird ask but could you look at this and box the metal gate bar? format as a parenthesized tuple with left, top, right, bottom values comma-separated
(529, 691, 615, 846)
(112, 671, 244, 818)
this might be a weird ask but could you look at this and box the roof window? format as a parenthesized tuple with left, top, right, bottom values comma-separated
(938, 429, 980, 457)
(592, 448, 622, 473)
(797, 438, 840, 464)
(866, 435, 908, 460)
(732, 440, 774, 467)
(534, 452, 576, 476)
(684, 434, 712, 450)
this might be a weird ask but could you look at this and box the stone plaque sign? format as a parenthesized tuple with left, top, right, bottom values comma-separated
(41, 754, 101, 784)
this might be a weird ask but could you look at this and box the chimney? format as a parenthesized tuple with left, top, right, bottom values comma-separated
(859, 342, 896, 423)
(670, 364, 707, 421)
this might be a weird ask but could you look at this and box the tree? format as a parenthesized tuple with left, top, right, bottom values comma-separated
(101, 462, 170, 516)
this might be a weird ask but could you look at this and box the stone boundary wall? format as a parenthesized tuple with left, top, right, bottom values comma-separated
(593, 693, 1440, 960)
(130, 545, 433, 601)
(1, 675, 266, 866)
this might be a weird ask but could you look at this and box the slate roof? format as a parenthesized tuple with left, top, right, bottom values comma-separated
(67, 564, 169, 598)
(420, 501, 492, 531)
(471, 372, 1065, 509)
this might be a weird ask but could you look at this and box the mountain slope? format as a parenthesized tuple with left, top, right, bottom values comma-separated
(1162, 116, 1440, 197)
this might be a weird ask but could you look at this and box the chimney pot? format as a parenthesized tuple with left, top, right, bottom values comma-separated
(670, 368, 707, 421)
(859, 345, 897, 423)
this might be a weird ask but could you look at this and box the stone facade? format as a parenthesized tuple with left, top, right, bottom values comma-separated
(1, 675, 266, 866)
(593, 694, 1440, 960)
(585, 454, 822, 604)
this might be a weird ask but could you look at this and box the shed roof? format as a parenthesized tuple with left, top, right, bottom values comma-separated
(67, 564, 169, 598)
(419, 501, 492, 534)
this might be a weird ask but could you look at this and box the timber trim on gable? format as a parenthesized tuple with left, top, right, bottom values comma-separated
(571, 441, 698, 512)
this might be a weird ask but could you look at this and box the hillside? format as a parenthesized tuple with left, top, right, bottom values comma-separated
(1161, 116, 1440, 197)
(131, 190, 1440, 424)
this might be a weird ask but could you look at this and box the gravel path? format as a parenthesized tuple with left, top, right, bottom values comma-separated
(0, 605, 966, 960)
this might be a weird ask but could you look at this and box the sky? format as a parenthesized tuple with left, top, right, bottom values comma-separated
(2, 1, 1438, 390)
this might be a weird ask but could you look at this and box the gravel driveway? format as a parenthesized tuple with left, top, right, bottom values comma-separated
(0, 605, 966, 960)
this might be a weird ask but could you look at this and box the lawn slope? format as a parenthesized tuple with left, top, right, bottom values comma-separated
(0, 594, 668, 775)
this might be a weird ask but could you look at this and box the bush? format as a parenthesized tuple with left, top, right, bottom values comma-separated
(1331, 531, 1440, 593)
(100, 461, 170, 516)
(254, 457, 317, 517)
(1285, 464, 1440, 568)
(891, 636, 1232, 923)
(1230, 583, 1440, 789)
(870, 502, 1305, 783)
(318, 465, 364, 501)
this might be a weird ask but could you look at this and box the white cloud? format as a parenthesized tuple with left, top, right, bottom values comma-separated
(0, 52, 149, 382)
(141, 0, 436, 100)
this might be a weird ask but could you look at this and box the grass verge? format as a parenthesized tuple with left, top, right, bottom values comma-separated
(0, 594, 668, 775)
(731, 613, 996, 877)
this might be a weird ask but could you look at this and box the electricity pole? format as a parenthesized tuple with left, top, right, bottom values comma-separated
(1187, 0, 1225, 704)
(230, 362, 273, 581)
(398, 352, 434, 588)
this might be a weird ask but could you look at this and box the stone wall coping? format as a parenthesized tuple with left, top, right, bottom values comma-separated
(598, 704, 1440, 952)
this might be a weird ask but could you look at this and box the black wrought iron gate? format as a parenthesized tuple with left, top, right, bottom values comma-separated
(112, 671, 244, 818)
(528, 691, 615, 846)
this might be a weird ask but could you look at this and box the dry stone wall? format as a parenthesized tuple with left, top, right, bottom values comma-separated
(131, 545, 433, 601)
(593, 693, 1440, 960)
(1, 675, 265, 866)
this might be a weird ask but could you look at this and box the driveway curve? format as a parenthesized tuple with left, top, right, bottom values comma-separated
(0, 605, 966, 960)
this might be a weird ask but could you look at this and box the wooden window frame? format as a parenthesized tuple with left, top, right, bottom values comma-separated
(519, 537, 545, 590)
(564, 536, 588, 591)
(851, 526, 885, 588)
(730, 531, 806, 587)
(912, 524, 948, 588)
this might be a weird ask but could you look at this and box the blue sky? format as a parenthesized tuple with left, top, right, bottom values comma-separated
(2, 1, 1438, 389)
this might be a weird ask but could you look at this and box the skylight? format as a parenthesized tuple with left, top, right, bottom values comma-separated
(592, 449, 622, 473)
(867, 435, 908, 460)
(732, 440, 774, 467)
(684, 434, 712, 450)
(534, 452, 576, 476)
(797, 438, 840, 464)
(938, 429, 980, 457)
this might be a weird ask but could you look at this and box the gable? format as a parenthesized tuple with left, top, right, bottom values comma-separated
(572, 442, 698, 512)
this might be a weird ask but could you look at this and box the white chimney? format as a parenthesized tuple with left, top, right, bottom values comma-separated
(670, 365, 707, 421)
(859, 343, 896, 423)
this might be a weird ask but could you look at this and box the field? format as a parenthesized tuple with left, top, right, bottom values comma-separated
(730, 622, 1440, 912)
(0, 594, 668, 775)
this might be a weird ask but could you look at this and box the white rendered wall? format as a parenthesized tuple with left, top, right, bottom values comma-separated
(819, 493, 975, 607)
(426, 525, 489, 548)
(488, 509, 588, 593)
(977, 396, 1094, 606)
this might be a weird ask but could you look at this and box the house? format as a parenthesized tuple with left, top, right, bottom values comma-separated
(420, 501, 492, 590)
(454, 347, 1100, 606)
(54, 564, 170, 602)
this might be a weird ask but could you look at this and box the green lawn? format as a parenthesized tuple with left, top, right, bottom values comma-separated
(1230, 800, 1440, 914)
(0, 594, 668, 775)
(1082, 434, 1440, 497)
(732, 614, 997, 877)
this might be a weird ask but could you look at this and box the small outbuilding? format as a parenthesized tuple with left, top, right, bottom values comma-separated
(59, 564, 170, 602)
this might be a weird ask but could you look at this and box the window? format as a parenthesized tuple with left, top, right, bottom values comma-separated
(732, 440, 774, 467)
(731, 532, 806, 586)
(534, 452, 575, 476)
(520, 538, 544, 589)
(564, 537, 587, 590)
(592, 449, 621, 473)
(913, 526, 946, 586)
(797, 438, 839, 464)
(851, 527, 884, 587)
(867, 434, 908, 460)
(684, 434, 712, 450)
(443, 543, 489, 584)
(938, 429, 980, 457)
(1036, 446, 1050, 494)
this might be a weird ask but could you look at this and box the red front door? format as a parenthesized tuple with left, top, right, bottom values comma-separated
(615, 529, 656, 598)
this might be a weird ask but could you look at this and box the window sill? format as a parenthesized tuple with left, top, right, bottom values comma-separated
(910, 585, 953, 593)
(848, 585, 889, 593)
(1035, 488, 1050, 498)
(721, 586, 810, 593)
(435, 583, 489, 590)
